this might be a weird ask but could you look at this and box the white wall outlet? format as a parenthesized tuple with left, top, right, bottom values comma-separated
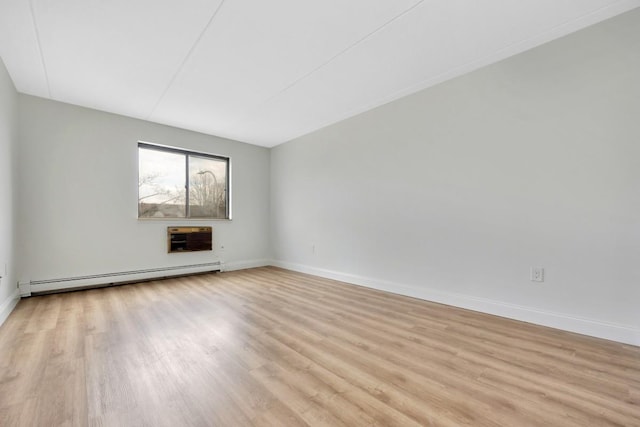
(531, 267, 544, 282)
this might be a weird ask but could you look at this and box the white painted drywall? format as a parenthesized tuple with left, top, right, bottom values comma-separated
(270, 10, 640, 343)
(16, 95, 271, 284)
(0, 56, 19, 324)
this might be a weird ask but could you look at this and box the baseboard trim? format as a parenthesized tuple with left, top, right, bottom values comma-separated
(25, 259, 271, 294)
(222, 259, 271, 272)
(0, 289, 20, 329)
(29, 262, 222, 294)
(270, 260, 640, 347)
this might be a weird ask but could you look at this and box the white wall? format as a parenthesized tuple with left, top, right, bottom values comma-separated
(17, 95, 271, 286)
(271, 10, 640, 344)
(0, 57, 19, 325)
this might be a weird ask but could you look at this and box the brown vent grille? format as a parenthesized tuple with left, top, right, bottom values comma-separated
(167, 227, 212, 253)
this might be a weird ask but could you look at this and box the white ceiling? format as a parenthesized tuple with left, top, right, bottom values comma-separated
(1, 0, 639, 147)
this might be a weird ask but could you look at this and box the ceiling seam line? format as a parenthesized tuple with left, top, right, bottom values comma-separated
(146, 0, 226, 121)
(274, 0, 640, 146)
(228, 0, 426, 131)
(28, 0, 51, 98)
(273, 0, 426, 96)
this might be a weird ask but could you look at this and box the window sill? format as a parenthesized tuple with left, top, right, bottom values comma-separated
(137, 217, 232, 222)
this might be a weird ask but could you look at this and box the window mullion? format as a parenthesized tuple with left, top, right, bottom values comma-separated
(185, 154, 190, 218)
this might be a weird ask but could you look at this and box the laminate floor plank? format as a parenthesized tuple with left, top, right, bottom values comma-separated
(225, 271, 633, 420)
(0, 267, 638, 426)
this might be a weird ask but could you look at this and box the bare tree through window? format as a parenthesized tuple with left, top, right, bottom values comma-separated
(138, 143, 229, 219)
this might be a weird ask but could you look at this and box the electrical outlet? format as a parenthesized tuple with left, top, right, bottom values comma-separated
(530, 267, 544, 282)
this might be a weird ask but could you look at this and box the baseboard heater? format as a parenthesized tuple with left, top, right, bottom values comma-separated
(23, 261, 223, 296)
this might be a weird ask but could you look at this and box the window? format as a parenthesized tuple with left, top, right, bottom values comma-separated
(138, 142, 230, 219)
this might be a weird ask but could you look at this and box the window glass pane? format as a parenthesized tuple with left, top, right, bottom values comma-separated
(189, 155, 227, 219)
(138, 147, 186, 218)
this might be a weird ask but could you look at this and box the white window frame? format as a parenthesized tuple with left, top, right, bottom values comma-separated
(137, 141, 232, 220)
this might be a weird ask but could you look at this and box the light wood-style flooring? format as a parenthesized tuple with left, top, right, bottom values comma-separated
(0, 267, 638, 426)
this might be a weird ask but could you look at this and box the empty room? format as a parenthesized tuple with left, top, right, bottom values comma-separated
(1, 1, 639, 426)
